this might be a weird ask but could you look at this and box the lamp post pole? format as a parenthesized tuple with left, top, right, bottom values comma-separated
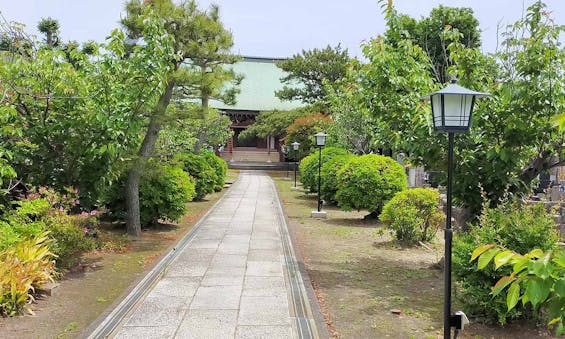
(312, 133, 327, 217)
(422, 78, 490, 339)
(291, 142, 300, 189)
(317, 145, 322, 212)
(444, 132, 454, 339)
(294, 160, 298, 188)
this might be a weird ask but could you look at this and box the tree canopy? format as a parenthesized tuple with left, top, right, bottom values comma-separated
(275, 45, 350, 106)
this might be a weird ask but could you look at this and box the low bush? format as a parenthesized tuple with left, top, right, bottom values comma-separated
(320, 154, 355, 204)
(335, 154, 406, 216)
(0, 234, 56, 316)
(453, 202, 559, 325)
(201, 150, 228, 192)
(43, 212, 97, 267)
(299, 147, 349, 192)
(139, 164, 195, 225)
(176, 153, 217, 200)
(379, 188, 443, 245)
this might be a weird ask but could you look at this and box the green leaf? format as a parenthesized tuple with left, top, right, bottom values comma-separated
(526, 248, 544, 259)
(492, 274, 516, 296)
(555, 280, 565, 298)
(477, 248, 499, 270)
(548, 317, 561, 326)
(471, 244, 495, 262)
(507, 281, 520, 311)
(513, 257, 529, 274)
(526, 277, 552, 309)
(494, 250, 515, 269)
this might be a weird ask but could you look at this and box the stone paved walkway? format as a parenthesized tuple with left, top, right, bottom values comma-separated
(102, 171, 318, 339)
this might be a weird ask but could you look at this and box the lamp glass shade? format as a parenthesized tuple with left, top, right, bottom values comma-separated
(314, 132, 327, 147)
(431, 94, 475, 132)
(291, 141, 300, 150)
(424, 80, 490, 133)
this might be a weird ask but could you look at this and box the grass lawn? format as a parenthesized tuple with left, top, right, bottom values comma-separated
(271, 172, 551, 338)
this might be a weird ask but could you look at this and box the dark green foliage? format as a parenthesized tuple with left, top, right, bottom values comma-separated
(384, 4, 481, 83)
(299, 147, 349, 193)
(453, 202, 559, 324)
(379, 188, 444, 245)
(320, 154, 355, 204)
(139, 164, 195, 225)
(176, 153, 217, 200)
(201, 150, 227, 191)
(275, 45, 350, 105)
(238, 109, 309, 144)
(336, 154, 406, 215)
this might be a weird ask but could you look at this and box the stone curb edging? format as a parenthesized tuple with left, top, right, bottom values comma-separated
(270, 176, 330, 339)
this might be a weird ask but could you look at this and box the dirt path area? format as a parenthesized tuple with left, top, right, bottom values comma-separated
(272, 173, 551, 338)
(0, 173, 237, 339)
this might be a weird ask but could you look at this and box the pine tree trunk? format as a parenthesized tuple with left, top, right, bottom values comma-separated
(125, 80, 175, 236)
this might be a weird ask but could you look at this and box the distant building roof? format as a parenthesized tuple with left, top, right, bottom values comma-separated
(209, 56, 303, 112)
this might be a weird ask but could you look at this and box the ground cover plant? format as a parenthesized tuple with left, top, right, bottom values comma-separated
(472, 245, 565, 336)
(453, 202, 559, 325)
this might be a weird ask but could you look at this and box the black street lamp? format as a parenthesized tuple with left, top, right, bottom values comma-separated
(314, 132, 327, 212)
(422, 78, 490, 339)
(292, 141, 300, 188)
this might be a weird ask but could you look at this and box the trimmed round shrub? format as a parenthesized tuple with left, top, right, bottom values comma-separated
(139, 165, 195, 225)
(176, 153, 218, 200)
(335, 154, 406, 215)
(201, 150, 228, 192)
(320, 154, 355, 204)
(379, 188, 444, 245)
(453, 202, 559, 325)
(299, 147, 349, 192)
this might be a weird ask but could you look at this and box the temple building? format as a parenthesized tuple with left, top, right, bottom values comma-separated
(209, 57, 302, 163)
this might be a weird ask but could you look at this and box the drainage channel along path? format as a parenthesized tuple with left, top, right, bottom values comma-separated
(87, 171, 322, 339)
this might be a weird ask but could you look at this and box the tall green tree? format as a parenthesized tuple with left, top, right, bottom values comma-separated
(37, 17, 60, 47)
(383, 1, 481, 84)
(0, 16, 173, 208)
(352, 1, 565, 217)
(275, 45, 350, 106)
(121, 0, 239, 236)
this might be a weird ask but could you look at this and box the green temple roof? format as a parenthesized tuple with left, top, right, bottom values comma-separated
(209, 57, 303, 112)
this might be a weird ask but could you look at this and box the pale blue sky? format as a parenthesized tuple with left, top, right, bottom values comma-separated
(1, 1, 564, 58)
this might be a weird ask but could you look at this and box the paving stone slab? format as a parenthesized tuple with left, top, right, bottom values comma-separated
(243, 276, 287, 297)
(238, 296, 291, 326)
(246, 261, 284, 277)
(201, 273, 245, 287)
(150, 277, 201, 298)
(210, 254, 247, 268)
(164, 263, 208, 278)
(247, 249, 281, 262)
(189, 285, 242, 310)
(116, 325, 177, 339)
(175, 309, 238, 339)
(235, 325, 293, 339)
(124, 295, 188, 327)
(249, 239, 282, 251)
